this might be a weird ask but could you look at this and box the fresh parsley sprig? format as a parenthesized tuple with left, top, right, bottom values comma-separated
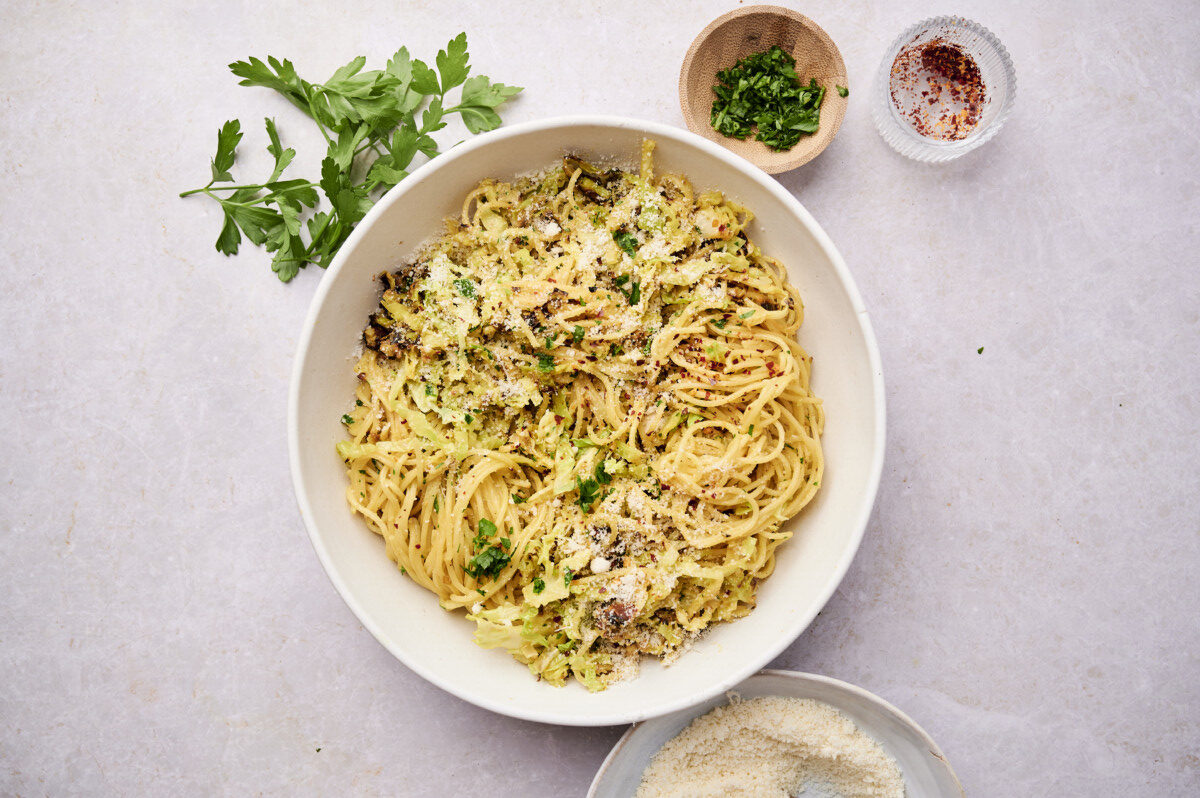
(709, 45, 827, 152)
(181, 34, 522, 282)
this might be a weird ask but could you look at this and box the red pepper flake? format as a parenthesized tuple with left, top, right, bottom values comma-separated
(889, 38, 985, 141)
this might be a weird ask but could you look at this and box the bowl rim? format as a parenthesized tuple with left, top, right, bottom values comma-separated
(587, 669, 965, 797)
(287, 114, 886, 725)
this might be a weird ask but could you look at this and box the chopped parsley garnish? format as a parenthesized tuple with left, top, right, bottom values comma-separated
(340, 414, 354, 425)
(511, 493, 526, 504)
(433, 496, 440, 512)
(612, 230, 639, 256)
(608, 343, 624, 357)
(836, 85, 849, 97)
(576, 476, 604, 513)
(544, 333, 557, 350)
(572, 325, 585, 344)
(536, 352, 555, 372)
(453, 278, 477, 298)
(564, 568, 574, 587)
(739, 310, 754, 319)
(532, 577, 546, 594)
(465, 518, 510, 578)
(626, 281, 641, 305)
(613, 274, 640, 305)
(594, 460, 613, 485)
(425, 384, 435, 396)
(712, 318, 727, 329)
(977, 346, 985, 354)
(464, 413, 473, 423)
(355, 399, 364, 407)
(710, 45, 827, 151)
(749, 424, 755, 435)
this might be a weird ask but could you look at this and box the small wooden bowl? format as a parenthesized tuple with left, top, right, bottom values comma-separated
(679, 6, 848, 173)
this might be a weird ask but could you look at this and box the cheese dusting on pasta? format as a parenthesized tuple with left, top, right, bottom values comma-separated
(337, 140, 823, 690)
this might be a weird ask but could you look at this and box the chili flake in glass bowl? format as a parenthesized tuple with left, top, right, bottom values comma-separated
(872, 16, 1016, 162)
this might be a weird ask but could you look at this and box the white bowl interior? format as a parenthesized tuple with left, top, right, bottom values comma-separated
(290, 118, 884, 725)
(588, 671, 964, 797)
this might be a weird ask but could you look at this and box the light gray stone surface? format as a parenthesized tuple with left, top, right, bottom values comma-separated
(2, 1, 1197, 795)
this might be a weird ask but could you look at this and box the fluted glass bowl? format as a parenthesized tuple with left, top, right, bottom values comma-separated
(872, 16, 1016, 162)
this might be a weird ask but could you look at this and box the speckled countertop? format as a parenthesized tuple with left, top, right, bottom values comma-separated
(2, 1, 1197, 795)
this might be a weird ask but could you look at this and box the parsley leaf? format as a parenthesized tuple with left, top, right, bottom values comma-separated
(537, 353, 555, 372)
(576, 476, 601, 513)
(465, 518, 510, 579)
(211, 119, 242, 182)
(435, 32, 470, 92)
(454, 278, 477, 298)
(613, 230, 639, 257)
(456, 75, 523, 134)
(532, 577, 546, 594)
(836, 85, 849, 97)
(613, 273, 640, 305)
(183, 35, 523, 282)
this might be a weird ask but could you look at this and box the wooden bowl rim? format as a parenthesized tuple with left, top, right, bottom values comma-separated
(678, 4, 848, 174)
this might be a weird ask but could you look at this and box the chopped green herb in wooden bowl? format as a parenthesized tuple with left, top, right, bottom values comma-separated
(679, 6, 848, 173)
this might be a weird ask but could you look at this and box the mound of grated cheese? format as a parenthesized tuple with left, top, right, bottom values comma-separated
(635, 696, 905, 798)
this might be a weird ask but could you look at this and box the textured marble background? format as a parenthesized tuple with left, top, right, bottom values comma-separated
(2, 1, 1197, 795)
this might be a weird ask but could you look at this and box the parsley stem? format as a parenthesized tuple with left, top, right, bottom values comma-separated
(178, 182, 286, 197)
(303, 93, 334, 145)
(353, 142, 380, 159)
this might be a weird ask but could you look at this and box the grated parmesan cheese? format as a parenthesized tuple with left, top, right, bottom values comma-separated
(636, 696, 905, 798)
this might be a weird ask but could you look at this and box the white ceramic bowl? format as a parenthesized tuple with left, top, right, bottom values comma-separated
(588, 670, 964, 797)
(289, 116, 884, 726)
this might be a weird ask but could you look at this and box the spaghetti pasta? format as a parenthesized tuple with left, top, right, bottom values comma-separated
(337, 140, 823, 690)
